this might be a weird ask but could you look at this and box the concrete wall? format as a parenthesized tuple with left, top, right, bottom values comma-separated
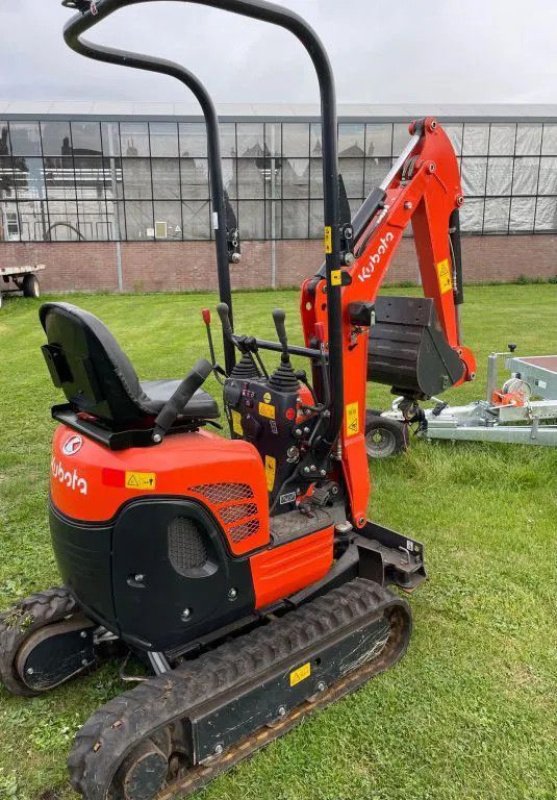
(1, 235, 555, 294)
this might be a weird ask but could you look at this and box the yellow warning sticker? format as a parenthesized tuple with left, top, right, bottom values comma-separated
(265, 455, 276, 492)
(331, 269, 342, 286)
(259, 402, 276, 420)
(324, 226, 332, 254)
(263, 391, 272, 404)
(345, 402, 359, 437)
(231, 409, 243, 436)
(125, 471, 156, 490)
(436, 258, 453, 294)
(290, 662, 311, 687)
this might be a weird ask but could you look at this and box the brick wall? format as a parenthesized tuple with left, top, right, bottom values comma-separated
(1, 235, 555, 294)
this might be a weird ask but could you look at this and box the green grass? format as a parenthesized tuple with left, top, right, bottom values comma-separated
(0, 284, 556, 800)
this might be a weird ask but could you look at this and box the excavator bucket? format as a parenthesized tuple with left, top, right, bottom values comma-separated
(368, 296, 465, 399)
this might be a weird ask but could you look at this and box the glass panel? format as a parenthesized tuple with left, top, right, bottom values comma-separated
(366, 124, 392, 157)
(0, 122, 11, 156)
(71, 122, 102, 155)
(46, 200, 80, 240)
(74, 156, 107, 200)
(534, 198, 557, 231)
(265, 123, 282, 157)
(0, 200, 20, 241)
(483, 198, 510, 233)
(41, 121, 72, 156)
(102, 157, 123, 200)
(339, 157, 364, 197)
(282, 158, 308, 199)
(338, 123, 365, 157)
(310, 123, 322, 156)
(15, 157, 46, 200)
(236, 158, 266, 199)
(102, 122, 121, 157)
(486, 157, 512, 196)
(282, 124, 309, 157)
(219, 124, 236, 158)
(459, 198, 484, 232)
(238, 200, 265, 238)
(77, 200, 109, 240)
(461, 157, 487, 196)
(392, 123, 410, 156)
(265, 199, 281, 240)
(282, 200, 308, 238)
(309, 199, 322, 238)
(509, 197, 536, 232)
(443, 124, 463, 156)
(221, 159, 237, 199)
(122, 159, 152, 199)
(0, 156, 16, 199)
(237, 124, 265, 157)
(364, 157, 391, 193)
(153, 201, 182, 239)
(462, 124, 489, 156)
(515, 124, 542, 156)
(488, 124, 515, 155)
(310, 158, 323, 198)
(511, 157, 539, 196)
(106, 200, 125, 240)
(180, 158, 209, 199)
(179, 123, 208, 157)
(538, 158, 557, 195)
(120, 122, 150, 157)
(541, 125, 557, 155)
(19, 200, 48, 240)
(9, 122, 41, 156)
(149, 122, 178, 158)
(182, 200, 210, 239)
(125, 201, 154, 239)
(151, 159, 180, 199)
(45, 156, 76, 200)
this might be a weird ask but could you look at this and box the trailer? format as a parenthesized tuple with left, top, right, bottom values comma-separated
(0, 264, 45, 309)
(367, 349, 557, 455)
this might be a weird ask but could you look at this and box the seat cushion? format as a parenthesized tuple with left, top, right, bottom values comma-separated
(140, 380, 219, 419)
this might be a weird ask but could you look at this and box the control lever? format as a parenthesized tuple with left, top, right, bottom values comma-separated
(217, 302, 234, 341)
(272, 308, 290, 362)
(201, 308, 225, 384)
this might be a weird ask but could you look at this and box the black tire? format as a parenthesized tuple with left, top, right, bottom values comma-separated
(22, 273, 40, 298)
(365, 411, 408, 459)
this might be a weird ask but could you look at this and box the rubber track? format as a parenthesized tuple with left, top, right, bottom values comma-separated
(0, 587, 77, 696)
(68, 579, 411, 800)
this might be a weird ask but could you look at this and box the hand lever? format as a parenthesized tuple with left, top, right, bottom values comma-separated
(272, 308, 289, 361)
(217, 302, 233, 341)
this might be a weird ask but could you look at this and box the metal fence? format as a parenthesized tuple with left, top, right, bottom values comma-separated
(0, 118, 556, 242)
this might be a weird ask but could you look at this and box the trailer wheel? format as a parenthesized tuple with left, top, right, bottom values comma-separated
(22, 274, 40, 298)
(365, 411, 407, 459)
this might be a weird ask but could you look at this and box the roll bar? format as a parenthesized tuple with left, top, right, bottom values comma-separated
(63, 0, 344, 446)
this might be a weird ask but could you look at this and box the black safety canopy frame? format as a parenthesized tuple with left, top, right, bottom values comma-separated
(63, 0, 344, 448)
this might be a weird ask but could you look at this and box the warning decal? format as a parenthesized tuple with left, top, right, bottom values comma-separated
(265, 455, 276, 492)
(125, 471, 156, 490)
(290, 662, 311, 687)
(435, 258, 453, 294)
(324, 226, 332, 254)
(330, 269, 342, 286)
(345, 402, 359, 437)
(231, 410, 244, 436)
(259, 402, 276, 420)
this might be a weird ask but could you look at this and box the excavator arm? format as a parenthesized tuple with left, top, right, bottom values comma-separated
(301, 117, 477, 526)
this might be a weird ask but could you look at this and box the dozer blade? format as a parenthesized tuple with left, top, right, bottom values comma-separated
(68, 578, 412, 800)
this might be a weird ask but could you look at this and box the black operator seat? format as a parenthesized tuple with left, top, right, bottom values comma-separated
(39, 302, 219, 427)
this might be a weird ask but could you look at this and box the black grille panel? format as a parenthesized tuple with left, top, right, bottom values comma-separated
(168, 517, 207, 575)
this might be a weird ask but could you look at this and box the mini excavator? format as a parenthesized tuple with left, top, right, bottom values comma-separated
(0, 1, 476, 799)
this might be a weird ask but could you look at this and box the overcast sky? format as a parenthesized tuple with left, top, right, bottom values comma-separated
(1, 0, 556, 107)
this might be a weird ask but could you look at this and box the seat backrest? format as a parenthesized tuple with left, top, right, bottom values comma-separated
(40, 302, 150, 425)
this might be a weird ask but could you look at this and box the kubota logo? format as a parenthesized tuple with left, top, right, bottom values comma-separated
(358, 231, 394, 282)
(51, 456, 88, 495)
(62, 434, 83, 456)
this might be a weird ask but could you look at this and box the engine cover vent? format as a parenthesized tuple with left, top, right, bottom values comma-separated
(168, 516, 207, 575)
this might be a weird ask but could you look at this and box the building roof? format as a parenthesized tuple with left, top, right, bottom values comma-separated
(0, 101, 556, 122)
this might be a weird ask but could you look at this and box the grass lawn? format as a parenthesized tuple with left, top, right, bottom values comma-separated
(0, 283, 556, 800)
